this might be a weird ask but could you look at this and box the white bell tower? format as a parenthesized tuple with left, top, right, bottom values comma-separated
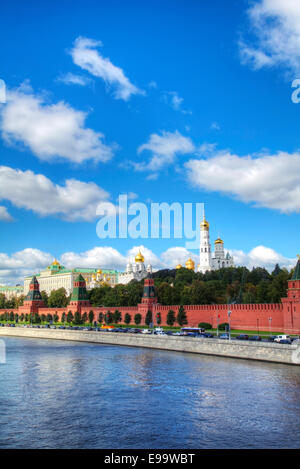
(198, 207, 212, 273)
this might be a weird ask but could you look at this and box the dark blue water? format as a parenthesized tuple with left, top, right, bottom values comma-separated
(0, 337, 299, 449)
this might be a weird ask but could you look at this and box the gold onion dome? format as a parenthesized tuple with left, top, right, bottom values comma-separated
(185, 257, 195, 270)
(97, 269, 102, 274)
(135, 250, 145, 263)
(175, 264, 182, 269)
(52, 258, 60, 266)
(200, 217, 209, 230)
(215, 237, 224, 244)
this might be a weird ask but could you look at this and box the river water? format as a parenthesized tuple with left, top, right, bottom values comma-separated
(0, 336, 299, 449)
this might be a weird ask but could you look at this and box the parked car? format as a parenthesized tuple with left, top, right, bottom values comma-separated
(249, 335, 262, 341)
(142, 329, 153, 334)
(274, 335, 291, 343)
(219, 333, 229, 340)
(278, 339, 292, 344)
(235, 334, 249, 340)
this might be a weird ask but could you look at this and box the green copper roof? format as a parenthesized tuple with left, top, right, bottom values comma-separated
(292, 259, 300, 280)
(71, 275, 89, 302)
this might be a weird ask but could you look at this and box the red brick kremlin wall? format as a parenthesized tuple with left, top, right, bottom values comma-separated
(1, 276, 299, 334)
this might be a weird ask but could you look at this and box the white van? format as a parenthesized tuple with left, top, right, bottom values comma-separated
(142, 329, 152, 334)
(274, 335, 291, 343)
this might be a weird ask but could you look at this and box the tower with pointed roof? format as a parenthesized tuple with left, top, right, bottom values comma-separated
(282, 256, 300, 333)
(198, 207, 212, 273)
(68, 274, 91, 312)
(22, 276, 45, 312)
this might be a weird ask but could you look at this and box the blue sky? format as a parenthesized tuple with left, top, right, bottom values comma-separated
(1, 0, 300, 283)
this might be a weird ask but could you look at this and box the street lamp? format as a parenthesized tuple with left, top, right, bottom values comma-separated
(257, 318, 259, 336)
(228, 310, 232, 340)
(217, 312, 220, 337)
(268, 316, 272, 336)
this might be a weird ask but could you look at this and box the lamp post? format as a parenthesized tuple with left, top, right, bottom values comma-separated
(217, 312, 220, 337)
(228, 310, 232, 340)
(257, 318, 259, 336)
(268, 316, 272, 336)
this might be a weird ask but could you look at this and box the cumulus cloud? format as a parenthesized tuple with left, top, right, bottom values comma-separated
(1, 83, 115, 163)
(1, 244, 296, 286)
(0, 166, 111, 221)
(135, 130, 195, 172)
(0, 206, 13, 222)
(161, 246, 197, 268)
(0, 248, 53, 285)
(239, 0, 300, 74)
(56, 72, 93, 86)
(231, 245, 296, 271)
(70, 37, 143, 101)
(185, 149, 300, 213)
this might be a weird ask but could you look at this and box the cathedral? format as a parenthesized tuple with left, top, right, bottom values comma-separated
(118, 250, 153, 285)
(177, 209, 235, 273)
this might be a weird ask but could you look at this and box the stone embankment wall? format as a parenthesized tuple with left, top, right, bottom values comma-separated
(0, 327, 299, 366)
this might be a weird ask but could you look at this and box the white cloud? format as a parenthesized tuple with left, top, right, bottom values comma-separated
(0, 166, 111, 221)
(185, 149, 300, 213)
(1, 83, 115, 164)
(56, 72, 93, 86)
(239, 0, 300, 74)
(161, 247, 197, 268)
(1, 244, 296, 286)
(0, 206, 13, 222)
(70, 37, 143, 101)
(61, 247, 128, 271)
(136, 130, 195, 172)
(230, 245, 296, 271)
(163, 91, 192, 114)
(0, 248, 53, 285)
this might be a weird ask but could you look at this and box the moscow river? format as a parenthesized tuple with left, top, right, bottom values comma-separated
(0, 337, 299, 449)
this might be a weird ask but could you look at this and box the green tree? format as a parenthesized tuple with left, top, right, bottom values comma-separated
(145, 310, 153, 326)
(74, 311, 82, 325)
(124, 313, 131, 325)
(88, 310, 94, 324)
(113, 310, 122, 324)
(82, 312, 88, 323)
(61, 312, 66, 323)
(67, 311, 74, 323)
(105, 311, 113, 324)
(176, 305, 188, 326)
(166, 309, 176, 326)
(48, 288, 68, 308)
(134, 313, 142, 325)
(40, 290, 48, 306)
(98, 312, 104, 323)
(47, 313, 53, 322)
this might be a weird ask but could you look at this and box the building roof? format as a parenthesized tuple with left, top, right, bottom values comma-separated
(292, 258, 300, 280)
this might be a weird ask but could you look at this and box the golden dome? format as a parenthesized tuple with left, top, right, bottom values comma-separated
(175, 264, 182, 269)
(97, 269, 102, 274)
(215, 237, 224, 244)
(135, 250, 145, 263)
(185, 257, 195, 270)
(92, 274, 96, 279)
(200, 217, 209, 230)
(52, 258, 60, 266)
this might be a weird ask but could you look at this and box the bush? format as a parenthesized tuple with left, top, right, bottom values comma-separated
(218, 322, 229, 331)
(198, 322, 212, 330)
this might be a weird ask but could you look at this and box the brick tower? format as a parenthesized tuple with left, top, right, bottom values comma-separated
(138, 274, 157, 319)
(68, 274, 91, 312)
(282, 256, 300, 333)
(20, 276, 45, 314)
